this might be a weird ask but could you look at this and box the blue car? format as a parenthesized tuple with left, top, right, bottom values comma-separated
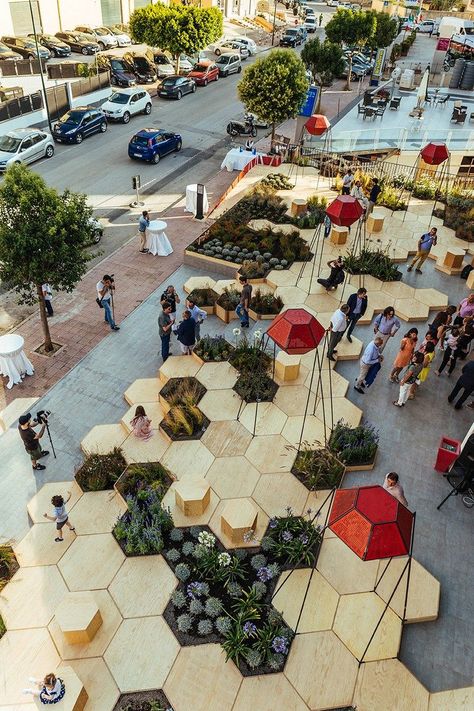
(128, 128, 182, 164)
(52, 106, 107, 144)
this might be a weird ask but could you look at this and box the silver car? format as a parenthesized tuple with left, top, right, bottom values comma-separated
(74, 26, 118, 50)
(103, 26, 132, 47)
(0, 128, 54, 172)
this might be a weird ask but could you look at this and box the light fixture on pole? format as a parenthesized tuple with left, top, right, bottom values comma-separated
(271, 0, 278, 47)
(28, 0, 53, 134)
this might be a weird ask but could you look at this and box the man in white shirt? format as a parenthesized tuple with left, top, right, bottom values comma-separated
(185, 297, 207, 341)
(42, 283, 53, 317)
(96, 274, 120, 331)
(327, 304, 350, 361)
(350, 180, 369, 211)
(383, 472, 408, 507)
(342, 168, 354, 195)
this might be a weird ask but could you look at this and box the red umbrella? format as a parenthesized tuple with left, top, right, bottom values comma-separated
(326, 195, 364, 227)
(420, 142, 449, 166)
(328, 485, 414, 560)
(305, 114, 330, 136)
(266, 308, 325, 355)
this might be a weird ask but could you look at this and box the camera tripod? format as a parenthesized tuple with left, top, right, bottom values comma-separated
(437, 469, 473, 510)
(37, 414, 57, 459)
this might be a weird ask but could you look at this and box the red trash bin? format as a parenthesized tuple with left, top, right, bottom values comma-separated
(434, 436, 461, 472)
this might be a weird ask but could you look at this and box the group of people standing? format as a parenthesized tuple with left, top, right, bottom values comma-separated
(341, 168, 382, 217)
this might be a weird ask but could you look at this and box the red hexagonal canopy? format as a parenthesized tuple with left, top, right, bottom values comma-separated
(328, 485, 414, 560)
(326, 195, 364, 227)
(305, 114, 330, 136)
(266, 308, 325, 354)
(420, 142, 449, 166)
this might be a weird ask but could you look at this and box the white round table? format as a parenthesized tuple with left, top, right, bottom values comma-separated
(185, 184, 209, 216)
(146, 219, 173, 257)
(0, 334, 34, 389)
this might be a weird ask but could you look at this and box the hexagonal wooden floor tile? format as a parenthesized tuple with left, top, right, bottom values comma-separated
(120, 401, 165, 434)
(233, 673, 308, 711)
(353, 659, 429, 711)
(394, 298, 430, 322)
(162, 482, 220, 527)
(201, 420, 252, 457)
(273, 385, 317, 417)
(81, 424, 127, 455)
(205, 456, 260, 498)
(245, 434, 296, 473)
(252, 472, 308, 517)
(284, 630, 358, 710)
(124, 378, 162, 406)
(195, 361, 239, 390)
(164, 644, 242, 711)
(375, 557, 440, 623)
(265, 269, 298, 289)
(109, 556, 177, 618)
(69, 491, 127, 535)
(281, 415, 330, 448)
(305, 489, 335, 530)
(199, 389, 241, 421)
(429, 686, 474, 711)
(105, 616, 179, 692)
(213, 278, 240, 295)
(414, 288, 448, 310)
(183, 275, 216, 293)
(273, 569, 339, 633)
(304, 368, 349, 399)
(0, 628, 60, 706)
(209, 498, 269, 549)
(120, 430, 170, 465)
(314, 396, 363, 429)
(48, 589, 122, 660)
(365, 290, 393, 315)
(330, 335, 363, 361)
(161, 440, 214, 480)
(274, 286, 309, 306)
(158, 355, 201, 384)
(240, 402, 287, 437)
(381, 281, 415, 300)
(58, 534, 124, 592)
(317, 536, 379, 594)
(27, 481, 82, 524)
(59, 657, 120, 711)
(333, 591, 402, 662)
(349, 274, 384, 292)
(304, 292, 341, 314)
(0, 565, 67, 630)
(13, 522, 74, 567)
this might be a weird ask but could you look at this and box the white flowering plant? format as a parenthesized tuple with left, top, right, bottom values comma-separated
(197, 530, 216, 549)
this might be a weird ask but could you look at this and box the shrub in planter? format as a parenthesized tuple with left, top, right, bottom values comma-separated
(289, 441, 345, 490)
(259, 510, 322, 567)
(0, 543, 18, 633)
(239, 260, 266, 280)
(229, 335, 272, 374)
(234, 370, 278, 403)
(455, 222, 474, 243)
(216, 287, 241, 312)
(193, 335, 233, 362)
(260, 173, 294, 191)
(378, 185, 407, 212)
(250, 289, 284, 316)
(113, 488, 174, 556)
(115, 462, 173, 501)
(343, 247, 401, 281)
(75, 447, 126, 491)
(187, 288, 218, 309)
(112, 689, 173, 711)
(160, 377, 208, 440)
(328, 419, 379, 468)
(160, 377, 205, 408)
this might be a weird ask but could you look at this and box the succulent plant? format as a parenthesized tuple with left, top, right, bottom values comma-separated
(244, 649, 262, 669)
(251, 581, 267, 600)
(251, 553, 267, 570)
(215, 616, 232, 635)
(182, 541, 195, 556)
(176, 614, 193, 633)
(175, 563, 191, 582)
(197, 619, 213, 636)
(205, 597, 223, 618)
(189, 599, 204, 616)
(171, 589, 187, 609)
(274, 264, 284, 270)
(222, 249, 230, 257)
(262, 262, 270, 271)
(197, 249, 205, 254)
(280, 259, 288, 267)
(269, 257, 279, 266)
(263, 252, 272, 260)
(170, 528, 184, 542)
(165, 548, 181, 563)
(268, 652, 285, 671)
(225, 256, 233, 262)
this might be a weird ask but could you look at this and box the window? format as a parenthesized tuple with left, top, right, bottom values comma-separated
(8, 1, 42, 35)
(100, 0, 122, 26)
(20, 138, 33, 151)
(31, 133, 44, 145)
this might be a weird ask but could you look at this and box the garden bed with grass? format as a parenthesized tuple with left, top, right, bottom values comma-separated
(289, 441, 345, 491)
(113, 690, 173, 711)
(115, 462, 174, 506)
(248, 289, 284, 321)
(343, 247, 402, 282)
(75, 448, 127, 492)
(328, 420, 379, 472)
(230, 336, 278, 404)
(192, 335, 234, 364)
(159, 377, 208, 441)
(186, 287, 218, 315)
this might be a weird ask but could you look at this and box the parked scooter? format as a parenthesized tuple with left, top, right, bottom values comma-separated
(226, 115, 257, 137)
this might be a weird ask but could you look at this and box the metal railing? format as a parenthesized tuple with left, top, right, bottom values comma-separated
(0, 58, 46, 76)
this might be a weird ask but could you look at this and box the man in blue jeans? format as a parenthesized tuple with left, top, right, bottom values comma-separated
(158, 302, 173, 361)
(96, 275, 120, 331)
(236, 276, 252, 328)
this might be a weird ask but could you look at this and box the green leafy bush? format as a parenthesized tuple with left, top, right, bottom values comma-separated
(116, 462, 171, 500)
(187, 287, 218, 307)
(343, 247, 400, 281)
(260, 510, 321, 566)
(113, 489, 174, 556)
(75, 448, 126, 491)
(289, 441, 345, 490)
(216, 287, 241, 311)
(194, 335, 233, 362)
(250, 289, 284, 315)
(328, 420, 379, 466)
(260, 173, 294, 190)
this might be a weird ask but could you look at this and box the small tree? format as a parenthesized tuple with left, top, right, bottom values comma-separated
(325, 9, 376, 89)
(301, 38, 345, 111)
(367, 11, 399, 56)
(129, 2, 223, 73)
(238, 49, 308, 146)
(0, 164, 95, 352)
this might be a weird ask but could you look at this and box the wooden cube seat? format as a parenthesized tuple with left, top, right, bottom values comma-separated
(174, 478, 211, 516)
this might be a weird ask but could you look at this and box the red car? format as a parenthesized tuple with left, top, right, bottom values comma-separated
(187, 61, 219, 86)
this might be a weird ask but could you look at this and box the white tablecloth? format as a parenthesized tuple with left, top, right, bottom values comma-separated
(0, 334, 34, 389)
(221, 148, 262, 172)
(146, 219, 173, 257)
(185, 184, 209, 216)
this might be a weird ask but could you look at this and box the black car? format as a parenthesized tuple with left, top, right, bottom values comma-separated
(157, 75, 196, 100)
(279, 28, 303, 47)
(124, 53, 157, 83)
(0, 42, 22, 61)
(108, 57, 136, 87)
(55, 31, 99, 55)
(1, 36, 50, 59)
(28, 33, 71, 57)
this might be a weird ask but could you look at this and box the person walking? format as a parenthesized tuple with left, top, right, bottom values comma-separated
(366, 178, 382, 217)
(317, 256, 345, 292)
(409, 341, 435, 399)
(42, 283, 53, 317)
(138, 210, 150, 253)
(160, 285, 180, 323)
(43, 492, 76, 543)
(327, 304, 349, 361)
(407, 227, 437, 274)
(435, 327, 460, 376)
(341, 168, 354, 195)
(96, 275, 120, 331)
(158, 301, 173, 362)
(448, 360, 474, 409)
(346, 288, 368, 342)
(373, 307, 400, 352)
(236, 276, 253, 328)
(18, 413, 49, 471)
(130, 406, 153, 441)
(176, 310, 196, 354)
(354, 337, 384, 393)
(393, 351, 424, 407)
(319, 12, 323, 26)
(389, 328, 418, 382)
(383, 472, 408, 507)
(185, 298, 207, 341)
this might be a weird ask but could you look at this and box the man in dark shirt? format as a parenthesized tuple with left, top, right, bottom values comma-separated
(317, 257, 345, 291)
(448, 360, 474, 410)
(346, 287, 368, 342)
(18, 413, 49, 470)
(160, 285, 180, 323)
(236, 276, 252, 328)
(158, 302, 173, 361)
(367, 178, 381, 216)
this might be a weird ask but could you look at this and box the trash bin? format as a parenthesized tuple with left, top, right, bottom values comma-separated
(434, 436, 461, 472)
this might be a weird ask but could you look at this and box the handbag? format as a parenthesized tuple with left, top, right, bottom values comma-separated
(96, 297, 104, 309)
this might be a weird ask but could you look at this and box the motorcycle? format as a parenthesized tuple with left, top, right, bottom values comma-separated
(226, 115, 257, 137)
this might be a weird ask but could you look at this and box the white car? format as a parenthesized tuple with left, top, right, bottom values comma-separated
(74, 26, 118, 50)
(105, 26, 131, 46)
(304, 17, 317, 33)
(101, 88, 152, 123)
(225, 36, 257, 55)
(327, 0, 339, 6)
(212, 40, 250, 58)
(0, 128, 54, 172)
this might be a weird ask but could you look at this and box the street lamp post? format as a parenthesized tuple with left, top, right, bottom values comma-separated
(28, 0, 53, 133)
(271, 0, 278, 46)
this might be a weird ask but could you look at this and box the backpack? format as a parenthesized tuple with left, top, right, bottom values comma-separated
(460, 264, 473, 280)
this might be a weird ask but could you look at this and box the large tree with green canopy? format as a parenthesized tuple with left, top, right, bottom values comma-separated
(301, 38, 345, 111)
(367, 11, 399, 54)
(325, 9, 376, 89)
(0, 164, 95, 352)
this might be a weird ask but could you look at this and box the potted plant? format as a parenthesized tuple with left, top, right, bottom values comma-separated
(248, 289, 284, 321)
(237, 259, 267, 284)
(260, 509, 322, 568)
(187, 287, 218, 315)
(192, 335, 234, 364)
(113, 690, 174, 711)
(115, 462, 173, 507)
(159, 377, 205, 413)
(289, 441, 345, 491)
(328, 420, 379, 471)
(215, 287, 241, 324)
(75, 448, 126, 492)
(158, 377, 208, 441)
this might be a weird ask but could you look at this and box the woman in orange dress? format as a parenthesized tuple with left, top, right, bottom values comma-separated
(389, 328, 418, 382)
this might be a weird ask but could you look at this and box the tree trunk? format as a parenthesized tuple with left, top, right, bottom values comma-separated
(175, 53, 180, 75)
(271, 122, 276, 150)
(316, 83, 322, 113)
(346, 55, 352, 92)
(37, 283, 53, 352)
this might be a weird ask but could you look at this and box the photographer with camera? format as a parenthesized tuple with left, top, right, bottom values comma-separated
(96, 275, 120, 332)
(18, 413, 49, 471)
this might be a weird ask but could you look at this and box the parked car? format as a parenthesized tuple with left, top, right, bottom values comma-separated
(128, 128, 182, 164)
(107, 56, 137, 86)
(124, 53, 157, 83)
(0, 128, 54, 171)
(149, 51, 174, 77)
(304, 7, 315, 15)
(55, 32, 100, 55)
(102, 88, 152, 122)
(187, 60, 219, 86)
(304, 16, 317, 33)
(74, 26, 118, 50)
(52, 107, 107, 144)
(414, 20, 438, 34)
(177, 54, 196, 74)
(88, 216, 103, 244)
(214, 40, 249, 59)
(299, 26, 308, 41)
(104, 26, 131, 46)
(344, 51, 373, 73)
(280, 29, 303, 47)
(28, 33, 71, 57)
(215, 53, 242, 77)
(1, 36, 50, 60)
(0, 42, 22, 61)
(158, 75, 196, 99)
(225, 36, 257, 55)
(339, 2, 353, 8)
(339, 61, 365, 81)
(327, 0, 339, 6)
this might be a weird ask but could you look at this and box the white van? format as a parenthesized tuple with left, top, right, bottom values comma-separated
(437, 17, 474, 39)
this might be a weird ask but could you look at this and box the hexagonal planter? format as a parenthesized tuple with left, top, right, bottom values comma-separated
(290, 445, 346, 491)
(233, 374, 279, 404)
(0, 544, 19, 638)
(113, 689, 173, 711)
(192, 336, 234, 365)
(158, 377, 209, 442)
(215, 301, 239, 324)
(74, 448, 127, 492)
(158, 377, 206, 413)
(187, 287, 219, 316)
(328, 421, 379, 472)
(248, 290, 284, 321)
(114, 462, 174, 507)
